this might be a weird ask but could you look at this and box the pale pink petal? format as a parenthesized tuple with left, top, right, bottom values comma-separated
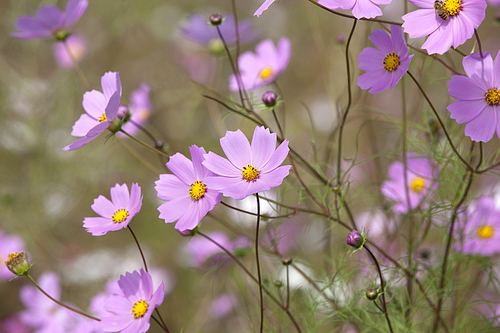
(64, 0, 88, 26)
(167, 152, 195, 185)
(254, 0, 276, 16)
(402, 9, 440, 39)
(448, 99, 486, 124)
(70, 113, 97, 136)
(464, 107, 497, 142)
(91, 195, 116, 217)
(220, 129, 252, 167)
(261, 140, 289, 172)
(448, 75, 486, 100)
(251, 127, 276, 168)
(155, 174, 190, 201)
(82, 90, 107, 119)
(351, 0, 383, 19)
(110, 184, 130, 209)
(203, 152, 241, 177)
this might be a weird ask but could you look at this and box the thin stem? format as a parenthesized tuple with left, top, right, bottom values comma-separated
(26, 274, 100, 321)
(286, 264, 291, 309)
(151, 315, 169, 332)
(119, 129, 170, 158)
(231, 0, 241, 62)
(363, 246, 394, 333)
(128, 119, 162, 148)
(255, 193, 264, 333)
(474, 29, 483, 57)
(154, 309, 170, 333)
(127, 226, 148, 272)
(220, 200, 297, 219)
(63, 39, 90, 89)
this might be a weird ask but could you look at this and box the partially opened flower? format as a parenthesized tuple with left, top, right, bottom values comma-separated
(83, 183, 143, 236)
(402, 0, 486, 55)
(181, 14, 257, 54)
(318, 0, 391, 19)
(358, 25, 413, 94)
(155, 145, 222, 231)
(53, 33, 87, 69)
(202, 126, 291, 200)
(456, 196, 500, 256)
(100, 269, 164, 333)
(63, 72, 122, 151)
(12, 0, 88, 40)
(447, 51, 500, 142)
(117, 84, 153, 138)
(381, 153, 439, 213)
(229, 38, 291, 91)
(0, 230, 25, 280)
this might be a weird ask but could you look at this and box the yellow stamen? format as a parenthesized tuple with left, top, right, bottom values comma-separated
(383, 52, 400, 72)
(486, 88, 500, 106)
(411, 177, 425, 193)
(98, 113, 107, 122)
(443, 0, 462, 16)
(189, 180, 206, 200)
(477, 225, 494, 239)
(112, 208, 129, 223)
(259, 67, 274, 79)
(242, 165, 260, 182)
(132, 299, 149, 318)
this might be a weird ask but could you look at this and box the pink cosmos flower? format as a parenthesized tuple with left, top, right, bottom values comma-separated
(53, 33, 87, 69)
(0, 230, 25, 280)
(456, 196, 500, 256)
(202, 126, 291, 200)
(447, 51, 500, 142)
(117, 84, 153, 138)
(358, 25, 414, 94)
(155, 145, 222, 232)
(210, 293, 237, 318)
(63, 72, 122, 151)
(318, 0, 391, 19)
(381, 153, 439, 213)
(100, 269, 164, 333)
(229, 38, 291, 91)
(83, 183, 143, 236)
(12, 0, 88, 40)
(402, 0, 486, 55)
(184, 231, 234, 267)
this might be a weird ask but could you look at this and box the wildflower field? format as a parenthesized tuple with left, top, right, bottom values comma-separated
(1, 0, 500, 332)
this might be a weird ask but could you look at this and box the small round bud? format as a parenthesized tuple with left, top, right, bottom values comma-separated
(273, 280, 283, 288)
(336, 33, 346, 44)
(209, 14, 223, 26)
(55, 30, 69, 41)
(281, 256, 293, 265)
(116, 105, 130, 120)
(155, 140, 165, 149)
(262, 91, 278, 107)
(331, 185, 341, 193)
(347, 230, 365, 249)
(5, 252, 31, 277)
(366, 288, 379, 301)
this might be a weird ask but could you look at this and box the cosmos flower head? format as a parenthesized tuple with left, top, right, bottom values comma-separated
(202, 126, 291, 200)
(83, 183, 143, 236)
(63, 71, 122, 151)
(53, 33, 87, 69)
(402, 0, 486, 55)
(456, 196, 500, 256)
(357, 25, 414, 94)
(116, 84, 153, 138)
(12, 0, 88, 40)
(447, 50, 500, 142)
(318, 0, 391, 19)
(100, 269, 164, 333)
(180, 14, 258, 54)
(0, 230, 25, 280)
(229, 38, 291, 92)
(381, 153, 439, 214)
(155, 145, 222, 232)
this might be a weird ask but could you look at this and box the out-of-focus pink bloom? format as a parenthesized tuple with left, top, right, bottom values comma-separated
(117, 84, 153, 138)
(184, 231, 234, 267)
(0, 316, 31, 333)
(12, 0, 88, 40)
(210, 293, 237, 318)
(319, 0, 391, 19)
(261, 221, 302, 255)
(53, 34, 87, 69)
(0, 230, 25, 280)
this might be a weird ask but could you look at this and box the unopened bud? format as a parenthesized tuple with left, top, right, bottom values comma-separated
(209, 14, 223, 26)
(274, 280, 283, 288)
(177, 227, 198, 237)
(366, 288, 379, 301)
(5, 252, 31, 277)
(347, 230, 365, 249)
(281, 256, 293, 265)
(262, 91, 277, 107)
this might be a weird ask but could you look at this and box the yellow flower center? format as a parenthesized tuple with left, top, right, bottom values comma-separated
(112, 208, 129, 223)
(189, 180, 207, 200)
(242, 165, 260, 182)
(132, 299, 149, 318)
(98, 113, 107, 122)
(383, 52, 400, 72)
(443, 0, 462, 16)
(411, 177, 425, 193)
(485, 88, 500, 106)
(259, 67, 274, 79)
(477, 225, 494, 239)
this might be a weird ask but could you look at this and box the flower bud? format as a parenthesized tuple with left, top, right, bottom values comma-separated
(116, 105, 130, 120)
(262, 91, 278, 107)
(366, 288, 379, 301)
(5, 252, 31, 277)
(273, 280, 283, 288)
(209, 14, 223, 26)
(281, 256, 293, 265)
(177, 227, 198, 237)
(347, 230, 365, 249)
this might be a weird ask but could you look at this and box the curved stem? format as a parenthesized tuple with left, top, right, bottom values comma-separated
(127, 226, 148, 272)
(474, 29, 483, 57)
(255, 193, 264, 333)
(63, 39, 90, 89)
(119, 129, 170, 158)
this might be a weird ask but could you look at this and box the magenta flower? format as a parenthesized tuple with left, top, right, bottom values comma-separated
(318, 0, 391, 19)
(0, 230, 25, 280)
(358, 25, 413, 94)
(229, 38, 291, 91)
(63, 72, 122, 151)
(202, 126, 291, 200)
(184, 231, 234, 267)
(381, 154, 439, 213)
(447, 51, 500, 142)
(83, 183, 143, 236)
(100, 269, 164, 333)
(456, 196, 500, 256)
(402, 0, 486, 55)
(117, 84, 153, 138)
(181, 14, 257, 53)
(12, 0, 88, 40)
(155, 145, 222, 232)
(53, 33, 87, 69)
